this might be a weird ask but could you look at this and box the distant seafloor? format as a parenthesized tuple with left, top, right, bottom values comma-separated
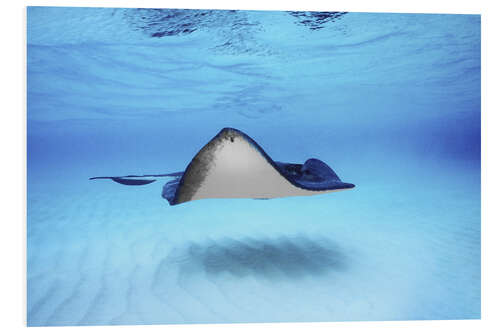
(27, 7, 480, 325)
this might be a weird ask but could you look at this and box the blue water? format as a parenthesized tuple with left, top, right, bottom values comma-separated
(27, 7, 481, 326)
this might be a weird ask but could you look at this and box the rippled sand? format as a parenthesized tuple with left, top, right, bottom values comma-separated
(26, 158, 480, 326)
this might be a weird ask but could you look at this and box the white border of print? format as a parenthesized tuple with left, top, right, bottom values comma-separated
(3, 0, 497, 333)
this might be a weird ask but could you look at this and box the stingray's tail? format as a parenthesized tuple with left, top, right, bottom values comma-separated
(89, 172, 184, 186)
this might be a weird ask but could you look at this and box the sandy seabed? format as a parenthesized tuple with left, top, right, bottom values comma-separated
(27, 159, 480, 326)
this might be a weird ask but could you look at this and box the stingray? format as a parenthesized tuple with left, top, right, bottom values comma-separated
(90, 128, 355, 205)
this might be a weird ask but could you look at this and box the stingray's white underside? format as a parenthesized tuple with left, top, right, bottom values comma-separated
(190, 135, 343, 201)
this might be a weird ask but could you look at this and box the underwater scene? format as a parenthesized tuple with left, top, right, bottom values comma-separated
(27, 7, 481, 326)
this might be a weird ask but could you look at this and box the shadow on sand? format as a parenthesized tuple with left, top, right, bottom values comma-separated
(159, 235, 348, 281)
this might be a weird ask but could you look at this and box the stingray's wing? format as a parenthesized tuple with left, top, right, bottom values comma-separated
(89, 172, 184, 186)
